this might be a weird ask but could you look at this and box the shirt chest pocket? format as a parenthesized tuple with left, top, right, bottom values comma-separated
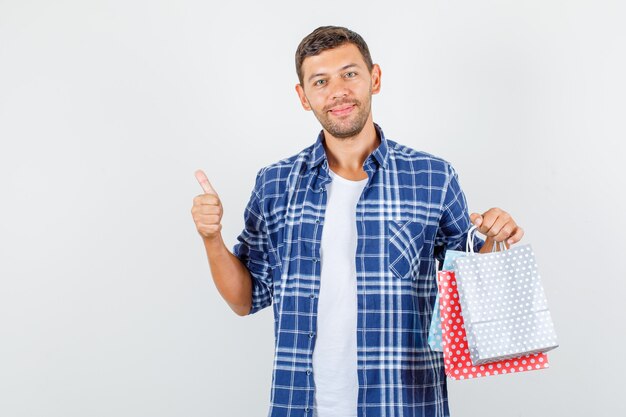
(387, 219, 426, 280)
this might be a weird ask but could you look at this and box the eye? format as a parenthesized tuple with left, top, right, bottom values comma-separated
(345, 71, 357, 78)
(314, 79, 326, 87)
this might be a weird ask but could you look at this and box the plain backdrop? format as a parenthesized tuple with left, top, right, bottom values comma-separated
(1, 1, 624, 416)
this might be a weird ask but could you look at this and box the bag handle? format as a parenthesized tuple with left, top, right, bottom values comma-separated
(465, 224, 507, 253)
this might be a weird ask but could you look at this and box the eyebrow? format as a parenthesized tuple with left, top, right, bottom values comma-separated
(307, 63, 359, 82)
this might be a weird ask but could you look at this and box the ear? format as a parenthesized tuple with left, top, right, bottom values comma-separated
(295, 83, 312, 111)
(371, 64, 382, 95)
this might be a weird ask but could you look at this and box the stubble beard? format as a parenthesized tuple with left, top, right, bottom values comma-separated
(313, 91, 372, 140)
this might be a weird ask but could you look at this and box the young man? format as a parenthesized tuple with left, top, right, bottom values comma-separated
(191, 26, 523, 417)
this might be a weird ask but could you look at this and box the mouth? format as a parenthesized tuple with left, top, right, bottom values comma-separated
(328, 104, 356, 117)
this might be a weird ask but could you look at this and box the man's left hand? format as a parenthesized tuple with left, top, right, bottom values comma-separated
(470, 208, 524, 253)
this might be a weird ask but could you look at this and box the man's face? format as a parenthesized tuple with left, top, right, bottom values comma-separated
(296, 43, 381, 139)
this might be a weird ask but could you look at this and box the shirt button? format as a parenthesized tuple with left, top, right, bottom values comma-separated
(305, 407, 310, 413)
(309, 293, 315, 299)
(319, 187, 323, 192)
(315, 218, 320, 223)
(312, 258, 318, 263)
(306, 369, 311, 375)
(309, 332, 315, 338)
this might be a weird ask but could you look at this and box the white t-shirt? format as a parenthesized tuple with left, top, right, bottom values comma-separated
(312, 168, 368, 417)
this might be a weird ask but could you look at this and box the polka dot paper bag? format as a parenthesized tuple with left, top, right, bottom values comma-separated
(438, 270, 550, 380)
(452, 226, 559, 365)
(428, 250, 468, 352)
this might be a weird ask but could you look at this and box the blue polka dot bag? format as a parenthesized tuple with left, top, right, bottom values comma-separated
(427, 249, 469, 352)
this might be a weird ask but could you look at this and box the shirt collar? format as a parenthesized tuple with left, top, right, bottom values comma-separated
(307, 122, 389, 172)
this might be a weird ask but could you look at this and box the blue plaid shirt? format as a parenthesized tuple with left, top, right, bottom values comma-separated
(232, 123, 483, 417)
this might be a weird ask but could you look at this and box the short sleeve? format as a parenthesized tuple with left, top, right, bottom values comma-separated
(232, 169, 273, 315)
(434, 163, 484, 266)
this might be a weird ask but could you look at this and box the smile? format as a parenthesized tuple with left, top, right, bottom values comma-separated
(328, 105, 355, 116)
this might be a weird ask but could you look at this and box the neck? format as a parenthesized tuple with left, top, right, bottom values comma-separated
(322, 116, 379, 174)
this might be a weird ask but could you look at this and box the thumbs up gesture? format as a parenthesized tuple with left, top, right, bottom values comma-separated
(191, 169, 223, 240)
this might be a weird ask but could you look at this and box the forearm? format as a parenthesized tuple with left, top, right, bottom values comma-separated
(202, 234, 253, 316)
(479, 236, 493, 253)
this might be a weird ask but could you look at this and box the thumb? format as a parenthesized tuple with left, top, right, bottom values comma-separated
(469, 212, 483, 227)
(194, 169, 217, 195)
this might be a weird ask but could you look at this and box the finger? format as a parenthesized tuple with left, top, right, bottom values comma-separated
(483, 214, 508, 238)
(493, 222, 516, 242)
(199, 214, 221, 224)
(194, 194, 219, 206)
(195, 169, 217, 195)
(199, 223, 222, 234)
(199, 205, 221, 215)
(507, 227, 524, 245)
(477, 210, 498, 235)
(470, 212, 483, 227)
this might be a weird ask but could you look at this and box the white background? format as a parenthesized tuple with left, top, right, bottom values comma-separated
(1, 1, 624, 416)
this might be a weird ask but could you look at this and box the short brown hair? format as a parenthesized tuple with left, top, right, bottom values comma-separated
(295, 26, 373, 85)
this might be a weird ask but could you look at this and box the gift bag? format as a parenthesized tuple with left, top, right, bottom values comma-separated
(428, 250, 468, 352)
(438, 270, 549, 380)
(452, 226, 559, 365)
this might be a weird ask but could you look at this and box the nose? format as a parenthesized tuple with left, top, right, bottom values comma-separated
(332, 89, 348, 100)
(330, 81, 349, 100)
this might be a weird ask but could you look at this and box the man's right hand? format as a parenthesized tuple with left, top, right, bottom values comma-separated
(191, 169, 223, 240)
(191, 169, 252, 316)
